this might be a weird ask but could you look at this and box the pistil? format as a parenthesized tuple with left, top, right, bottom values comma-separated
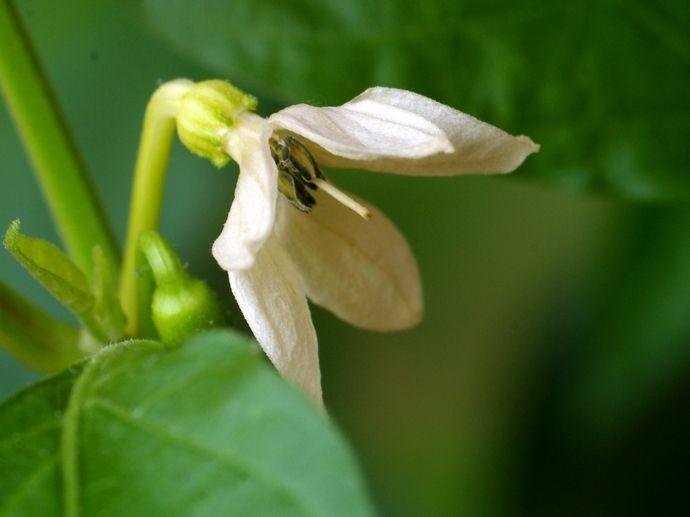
(313, 179, 371, 220)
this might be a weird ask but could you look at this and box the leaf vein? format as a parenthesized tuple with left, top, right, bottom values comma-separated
(0, 420, 61, 449)
(88, 397, 322, 517)
(0, 454, 58, 515)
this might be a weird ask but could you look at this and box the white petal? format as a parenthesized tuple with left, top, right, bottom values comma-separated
(229, 236, 323, 407)
(269, 87, 539, 176)
(269, 96, 453, 161)
(274, 194, 423, 331)
(212, 113, 278, 271)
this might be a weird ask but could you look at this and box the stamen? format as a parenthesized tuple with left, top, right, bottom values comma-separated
(313, 179, 371, 220)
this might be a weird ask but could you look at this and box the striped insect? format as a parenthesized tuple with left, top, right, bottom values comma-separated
(269, 133, 324, 212)
(269, 132, 371, 219)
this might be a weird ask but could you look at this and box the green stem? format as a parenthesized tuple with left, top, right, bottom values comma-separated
(0, 280, 82, 373)
(0, 0, 118, 277)
(119, 79, 193, 336)
(139, 231, 191, 292)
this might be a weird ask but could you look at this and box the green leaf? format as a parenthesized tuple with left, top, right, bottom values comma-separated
(0, 329, 374, 516)
(134, 250, 158, 340)
(0, 368, 82, 516)
(91, 247, 126, 342)
(4, 221, 110, 343)
(132, 0, 690, 200)
(4, 220, 94, 315)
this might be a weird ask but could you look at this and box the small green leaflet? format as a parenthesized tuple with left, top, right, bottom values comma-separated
(3, 221, 124, 344)
(91, 246, 126, 342)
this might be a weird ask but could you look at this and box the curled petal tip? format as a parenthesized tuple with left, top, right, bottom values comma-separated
(376, 294, 424, 332)
(514, 135, 541, 150)
(502, 135, 540, 174)
(438, 135, 455, 155)
(518, 135, 540, 153)
(211, 238, 256, 272)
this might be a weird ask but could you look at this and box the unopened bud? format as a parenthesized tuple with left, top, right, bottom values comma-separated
(139, 231, 225, 346)
(176, 80, 257, 168)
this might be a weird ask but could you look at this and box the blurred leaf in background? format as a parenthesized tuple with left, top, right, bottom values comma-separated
(569, 206, 690, 436)
(1, 0, 689, 515)
(132, 0, 690, 200)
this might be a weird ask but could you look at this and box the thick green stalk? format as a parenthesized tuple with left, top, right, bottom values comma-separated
(0, 280, 81, 373)
(119, 79, 193, 336)
(0, 0, 118, 277)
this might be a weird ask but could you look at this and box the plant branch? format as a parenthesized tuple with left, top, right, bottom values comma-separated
(0, 280, 81, 373)
(119, 79, 192, 336)
(0, 0, 118, 278)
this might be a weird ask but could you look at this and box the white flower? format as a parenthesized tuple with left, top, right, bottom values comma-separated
(179, 82, 539, 407)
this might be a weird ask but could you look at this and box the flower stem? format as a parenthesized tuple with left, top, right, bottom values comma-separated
(0, 0, 118, 278)
(140, 231, 225, 346)
(119, 79, 193, 336)
(0, 280, 82, 373)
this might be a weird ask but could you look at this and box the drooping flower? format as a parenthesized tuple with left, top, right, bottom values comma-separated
(177, 80, 539, 406)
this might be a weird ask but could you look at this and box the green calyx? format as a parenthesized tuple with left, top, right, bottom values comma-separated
(139, 231, 225, 346)
(176, 79, 257, 168)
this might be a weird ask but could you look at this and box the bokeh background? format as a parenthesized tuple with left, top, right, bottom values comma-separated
(1, 1, 688, 515)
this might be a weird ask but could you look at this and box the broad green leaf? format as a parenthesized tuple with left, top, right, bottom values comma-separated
(0, 329, 374, 516)
(132, 0, 690, 200)
(0, 368, 81, 516)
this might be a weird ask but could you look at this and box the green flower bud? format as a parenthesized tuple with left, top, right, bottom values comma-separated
(176, 80, 257, 168)
(139, 231, 225, 346)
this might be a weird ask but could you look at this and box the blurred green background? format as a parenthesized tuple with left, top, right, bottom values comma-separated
(1, 0, 688, 515)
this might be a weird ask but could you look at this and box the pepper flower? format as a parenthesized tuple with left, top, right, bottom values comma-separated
(176, 80, 539, 406)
